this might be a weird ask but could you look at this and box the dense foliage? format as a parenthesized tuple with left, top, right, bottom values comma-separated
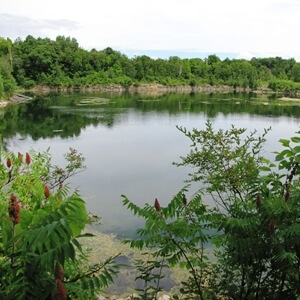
(0, 38, 17, 98)
(0, 35, 300, 96)
(0, 147, 119, 299)
(123, 123, 300, 299)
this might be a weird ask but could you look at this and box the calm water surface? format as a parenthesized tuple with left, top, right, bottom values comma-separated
(1, 92, 299, 236)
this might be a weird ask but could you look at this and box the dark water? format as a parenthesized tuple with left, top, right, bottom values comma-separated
(1, 92, 300, 236)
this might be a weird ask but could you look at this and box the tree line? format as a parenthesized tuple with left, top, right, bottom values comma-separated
(1, 35, 300, 99)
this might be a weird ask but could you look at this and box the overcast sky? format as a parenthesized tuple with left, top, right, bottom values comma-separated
(1, 0, 300, 60)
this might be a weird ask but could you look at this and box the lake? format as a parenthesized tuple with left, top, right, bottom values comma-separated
(1, 92, 300, 237)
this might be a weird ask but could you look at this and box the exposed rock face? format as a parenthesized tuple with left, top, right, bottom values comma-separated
(1, 94, 31, 108)
(0, 100, 8, 108)
(31, 83, 257, 95)
(129, 83, 234, 94)
(9, 94, 32, 103)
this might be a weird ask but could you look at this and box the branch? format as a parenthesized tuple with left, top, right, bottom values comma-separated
(67, 252, 121, 283)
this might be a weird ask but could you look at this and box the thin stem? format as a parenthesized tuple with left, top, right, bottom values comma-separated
(240, 266, 246, 300)
(279, 273, 286, 296)
(245, 261, 260, 299)
(144, 252, 152, 299)
(169, 236, 203, 300)
(155, 256, 165, 300)
(199, 242, 204, 290)
(49, 169, 85, 189)
(67, 252, 121, 282)
(255, 267, 263, 300)
(11, 224, 15, 266)
(210, 192, 227, 212)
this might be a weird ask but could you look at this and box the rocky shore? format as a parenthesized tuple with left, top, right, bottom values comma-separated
(0, 100, 8, 108)
(0, 94, 32, 108)
(28, 83, 270, 95)
(9, 94, 32, 103)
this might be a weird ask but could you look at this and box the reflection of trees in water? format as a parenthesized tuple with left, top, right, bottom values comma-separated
(0, 97, 120, 141)
(1, 92, 300, 141)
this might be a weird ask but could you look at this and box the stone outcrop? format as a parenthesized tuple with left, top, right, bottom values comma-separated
(9, 94, 32, 103)
(30, 83, 260, 96)
(0, 100, 8, 108)
(0, 94, 32, 108)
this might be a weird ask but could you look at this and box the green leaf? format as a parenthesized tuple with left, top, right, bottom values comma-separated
(275, 149, 291, 161)
(103, 270, 113, 283)
(77, 233, 95, 238)
(99, 274, 108, 286)
(275, 154, 284, 161)
(259, 166, 271, 172)
(279, 139, 290, 147)
(291, 136, 300, 143)
(292, 146, 300, 153)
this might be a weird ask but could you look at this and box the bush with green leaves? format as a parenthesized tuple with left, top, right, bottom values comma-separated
(0, 72, 4, 98)
(0, 147, 119, 299)
(176, 123, 300, 299)
(269, 79, 300, 93)
(133, 253, 166, 299)
(124, 122, 300, 299)
(123, 191, 213, 300)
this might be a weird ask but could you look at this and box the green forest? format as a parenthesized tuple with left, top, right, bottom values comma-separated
(1, 35, 300, 99)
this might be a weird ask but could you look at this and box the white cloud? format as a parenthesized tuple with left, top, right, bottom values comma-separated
(0, 14, 79, 39)
(1, 0, 299, 60)
(236, 52, 255, 60)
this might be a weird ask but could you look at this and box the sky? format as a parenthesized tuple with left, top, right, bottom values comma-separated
(1, 0, 300, 60)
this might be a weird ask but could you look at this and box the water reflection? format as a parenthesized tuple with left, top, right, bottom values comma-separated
(1, 92, 300, 236)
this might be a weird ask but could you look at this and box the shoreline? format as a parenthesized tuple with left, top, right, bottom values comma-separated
(0, 100, 8, 108)
(1, 83, 300, 109)
(18, 82, 300, 97)
(0, 94, 32, 108)
(279, 96, 300, 102)
(24, 83, 266, 95)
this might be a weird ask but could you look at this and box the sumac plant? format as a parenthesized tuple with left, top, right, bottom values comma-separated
(0, 148, 119, 299)
(124, 122, 300, 299)
(122, 191, 213, 300)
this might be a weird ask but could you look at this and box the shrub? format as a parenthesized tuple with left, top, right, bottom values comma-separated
(124, 122, 300, 299)
(0, 148, 119, 299)
(0, 73, 4, 98)
(269, 79, 300, 92)
(22, 78, 36, 89)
